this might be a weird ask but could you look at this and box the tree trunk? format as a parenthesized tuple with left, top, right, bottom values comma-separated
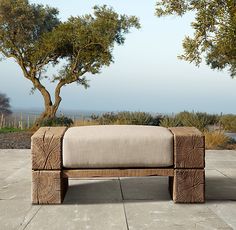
(31, 106, 56, 130)
(31, 89, 62, 131)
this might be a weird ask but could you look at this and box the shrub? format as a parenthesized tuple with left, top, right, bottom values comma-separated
(41, 116, 73, 127)
(175, 111, 211, 132)
(160, 116, 181, 127)
(91, 111, 162, 126)
(220, 114, 236, 132)
(116, 112, 153, 125)
(195, 112, 219, 125)
(204, 131, 230, 149)
(91, 112, 117, 125)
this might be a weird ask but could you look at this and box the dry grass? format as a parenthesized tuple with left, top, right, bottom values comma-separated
(204, 131, 230, 149)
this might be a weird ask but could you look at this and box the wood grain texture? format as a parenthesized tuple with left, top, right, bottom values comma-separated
(169, 127, 205, 168)
(172, 169, 205, 203)
(32, 170, 68, 204)
(63, 168, 174, 178)
(32, 127, 67, 170)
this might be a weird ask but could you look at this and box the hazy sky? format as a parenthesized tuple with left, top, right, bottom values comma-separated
(1, 0, 236, 114)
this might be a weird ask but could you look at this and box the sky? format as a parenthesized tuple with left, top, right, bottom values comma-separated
(1, 0, 236, 114)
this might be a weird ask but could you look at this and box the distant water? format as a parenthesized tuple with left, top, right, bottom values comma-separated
(12, 108, 164, 120)
(12, 108, 107, 120)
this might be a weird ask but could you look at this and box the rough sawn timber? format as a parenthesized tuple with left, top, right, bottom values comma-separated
(170, 169, 205, 203)
(31, 126, 205, 204)
(32, 170, 68, 204)
(31, 127, 67, 170)
(63, 168, 174, 178)
(169, 127, 205, 169)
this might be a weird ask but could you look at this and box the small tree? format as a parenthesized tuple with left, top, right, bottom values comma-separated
(156, 0, 236, 77)
(0, 93, 12, 116)
(0, 0, 140, 128)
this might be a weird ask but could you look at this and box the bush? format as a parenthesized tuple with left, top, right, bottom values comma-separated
(90, 111, 162, 126)
(91, 112, 117, 125)
(160, 116, 181, 127)
(195, 112, 219, 125)
(159, 111, 219, 131)
(41, 116, 73, 127)
(175, 111, 212, 131)
(116, 112, 153, 125)
(204, 131, 230, 149)
(220, 114, 236, 132)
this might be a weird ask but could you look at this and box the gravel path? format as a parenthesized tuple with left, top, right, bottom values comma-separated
(0, 132, 33, 149)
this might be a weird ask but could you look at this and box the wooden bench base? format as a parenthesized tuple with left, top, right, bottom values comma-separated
(32, 168, 205, 204)
(31, 126, 205, 204)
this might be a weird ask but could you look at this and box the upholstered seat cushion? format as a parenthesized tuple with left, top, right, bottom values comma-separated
(62, 125, 173, 168)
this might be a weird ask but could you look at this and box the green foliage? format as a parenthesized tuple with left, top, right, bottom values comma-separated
(51, 5, 140, 86)
(0, 1, 140, 84)
(40, 116, 73, 127)
(0, 1, 140, 126)
(91, 112, 162, 126)
(0, 92, 12, 116)
(160, 111, 219, 131)
(175, 111, 212, 131)
(220, 114, 236, 132)
(0, 0, 60, 64)
(194, 112, 219, 126)
(92, 111, 220, 130)
(0, 127, 22, 133)
(160, 116, 181, 128)
(156, 0, 236, 77)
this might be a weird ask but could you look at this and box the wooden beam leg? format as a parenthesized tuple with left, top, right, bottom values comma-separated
(172, 169, 205, 203)
(32, 170, 68, 204)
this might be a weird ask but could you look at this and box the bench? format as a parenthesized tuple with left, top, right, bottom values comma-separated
(31, 125, 205, 204)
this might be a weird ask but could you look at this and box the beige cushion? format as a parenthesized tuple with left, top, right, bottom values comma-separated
(63, 125, 173, 168)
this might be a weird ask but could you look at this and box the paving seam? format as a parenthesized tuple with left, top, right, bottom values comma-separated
(18, 205, 42, 230)
(216, 169, 234, 179)
(118, 178, 130, 230)
(205, 206, 234, 229)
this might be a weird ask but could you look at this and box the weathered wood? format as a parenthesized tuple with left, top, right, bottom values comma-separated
(32, 170, 68, 204)
(63, 168, 174, 178)
(169, 127, 205, 168)
(32, 127, 67, 170)
(171, 169, 205, 203)
(31, 126, 206, 204)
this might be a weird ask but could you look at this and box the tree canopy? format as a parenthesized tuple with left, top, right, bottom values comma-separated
(156, 0, 236, 77)
(0, 93, 12, 116)
(0, 0, 140, 127)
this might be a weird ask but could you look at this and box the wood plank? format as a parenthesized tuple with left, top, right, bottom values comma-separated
(172, 169, 205, 203)
(169, 127, 205, 168)
(32, 170, 68, 204)
(32, 127, 67, 170)
(63, 168, 174, 178)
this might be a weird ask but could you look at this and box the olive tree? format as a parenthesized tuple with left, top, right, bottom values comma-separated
(156, 0, 236, 77)
(0, 0, 140, 128)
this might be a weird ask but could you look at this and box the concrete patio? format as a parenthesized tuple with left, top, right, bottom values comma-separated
(0, 150, 236, 230)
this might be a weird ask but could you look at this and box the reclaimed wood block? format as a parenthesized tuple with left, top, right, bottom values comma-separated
(169, 127, 205, 168)
(32, 170, 68, 204)
(171, 169, 205, 203)
(32, 127, 67, 170)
